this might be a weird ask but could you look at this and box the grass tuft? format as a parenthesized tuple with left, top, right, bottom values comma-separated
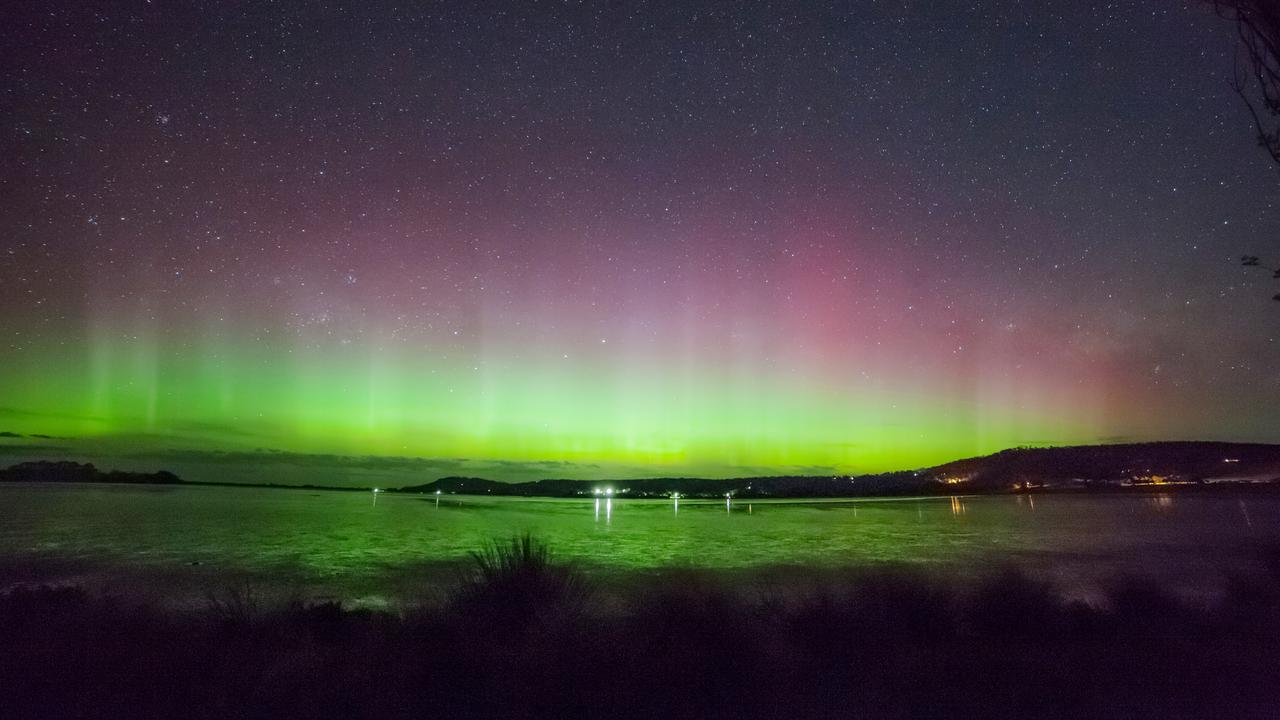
(450, 533, 594, 625)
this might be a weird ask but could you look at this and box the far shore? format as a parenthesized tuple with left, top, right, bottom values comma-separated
(3, 440, 1280, 500)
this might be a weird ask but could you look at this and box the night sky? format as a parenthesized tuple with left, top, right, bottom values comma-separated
(1, 1, 1277, 482)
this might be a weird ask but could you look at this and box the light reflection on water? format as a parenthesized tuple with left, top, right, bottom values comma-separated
(0, 484, 1277, 602)
(592, 497, 614, 524)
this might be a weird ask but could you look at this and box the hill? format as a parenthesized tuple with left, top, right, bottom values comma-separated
(0, 461, 182, 485)
(394, 442, 1280, 498)
(924, 441, 1280, 491)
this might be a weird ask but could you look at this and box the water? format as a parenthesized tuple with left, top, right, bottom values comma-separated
(1, 483, 1277, 606)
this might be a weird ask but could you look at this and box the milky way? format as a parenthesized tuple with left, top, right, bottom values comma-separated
(1, 1, 1277, 480)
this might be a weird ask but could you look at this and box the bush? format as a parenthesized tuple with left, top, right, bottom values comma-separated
(449, 533, 594, 624)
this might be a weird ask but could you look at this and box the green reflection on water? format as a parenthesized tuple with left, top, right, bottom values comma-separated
(1, 485, 1275, 603)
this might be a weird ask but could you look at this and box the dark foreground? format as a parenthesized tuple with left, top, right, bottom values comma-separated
(4, 538, 1279, 720)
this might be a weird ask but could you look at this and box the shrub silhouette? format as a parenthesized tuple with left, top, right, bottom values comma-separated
(449, 533, 594, 623)
(2, 539, 1279, 719)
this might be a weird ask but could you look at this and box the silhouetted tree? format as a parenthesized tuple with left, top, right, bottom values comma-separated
(1203, 4, 1279, 300)
(1241, 255, 1280, 300)
(1212, 1, 1280, 164)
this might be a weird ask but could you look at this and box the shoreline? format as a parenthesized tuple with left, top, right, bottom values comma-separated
(4, 470, 1280, 501)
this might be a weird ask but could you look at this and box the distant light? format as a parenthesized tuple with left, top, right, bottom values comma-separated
(435, 490, 442, 495)
(372, 488, 380, 493)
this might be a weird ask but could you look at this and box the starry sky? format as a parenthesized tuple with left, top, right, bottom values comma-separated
(1, 0, 1277, 483)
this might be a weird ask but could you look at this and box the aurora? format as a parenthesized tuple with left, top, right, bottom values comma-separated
(1, 1, 1277, 482)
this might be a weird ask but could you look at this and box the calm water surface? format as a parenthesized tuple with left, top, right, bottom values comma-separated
(1, 484, 1277, 605)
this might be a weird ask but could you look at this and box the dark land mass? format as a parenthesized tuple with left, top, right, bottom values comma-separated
(3, 535, 1279, 719)
(395, 441, 1280, 498)
(4, 441, 1280, 498)
(0, 461, 378, 493)
(0, 460, 181, 485)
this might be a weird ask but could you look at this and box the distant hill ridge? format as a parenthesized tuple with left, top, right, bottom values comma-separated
(924, 441, 1280, 491)
(3, 442, 1279, 497)
(0, 461, 181, 485)
(395, 441, 1280, 498)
